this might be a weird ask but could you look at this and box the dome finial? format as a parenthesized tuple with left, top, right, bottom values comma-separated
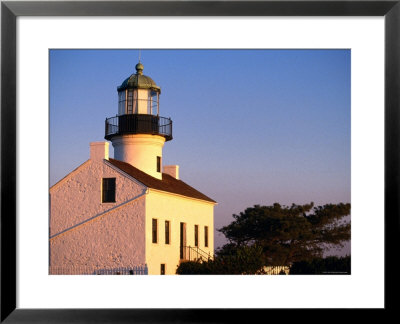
(135, 62, 144, 75)
(135, 50, 144, 75)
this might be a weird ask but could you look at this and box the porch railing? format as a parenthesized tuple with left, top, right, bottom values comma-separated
(180, 246, 213, 262)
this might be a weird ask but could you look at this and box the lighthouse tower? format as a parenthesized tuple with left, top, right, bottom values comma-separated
(105, 62, 172, 179)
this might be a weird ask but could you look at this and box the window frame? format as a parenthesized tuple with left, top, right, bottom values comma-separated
(152, 218, 158, 244)
(204, 226, 209, 248)
(101, 178, 116, 203)
(165, 220, 170, 245)
(194, 224, 199, 247)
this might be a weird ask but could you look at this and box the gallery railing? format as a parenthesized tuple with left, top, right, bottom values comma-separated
(105, 114, 172, 141)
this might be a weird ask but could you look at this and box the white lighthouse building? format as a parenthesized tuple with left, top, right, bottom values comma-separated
(49, 62, 216, 275)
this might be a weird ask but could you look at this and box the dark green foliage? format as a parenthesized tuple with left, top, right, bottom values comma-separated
(176, 260, 214, 275)
(218, 203, 350, 266)
(289, 256, 351, 274)
(214, 244, 266, 274)
(176, 245, 266, 275)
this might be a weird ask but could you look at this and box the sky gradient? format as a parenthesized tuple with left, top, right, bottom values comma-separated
(50, 49, 351, 254)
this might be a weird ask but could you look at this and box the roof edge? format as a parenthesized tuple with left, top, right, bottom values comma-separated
(107, 158, 216, 204)
(148, 188, 217, 205)
(103, 159, 148, 189)
(50, 160, 91, 191)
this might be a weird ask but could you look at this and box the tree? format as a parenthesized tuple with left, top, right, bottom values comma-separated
(218, 202, 350, 266)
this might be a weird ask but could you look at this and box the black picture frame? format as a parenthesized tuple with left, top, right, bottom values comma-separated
(1, 0, 399, 322)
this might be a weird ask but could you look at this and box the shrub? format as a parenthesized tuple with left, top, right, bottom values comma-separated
(176, 260, 213, 275)
(176, 245, 267, 275)
(289, 256, 351, 274)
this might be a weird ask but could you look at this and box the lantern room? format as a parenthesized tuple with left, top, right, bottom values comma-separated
(117, 62, 160, 116)
(105, 62, 172, 142)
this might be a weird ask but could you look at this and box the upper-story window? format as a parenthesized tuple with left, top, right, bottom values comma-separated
(194, 225, 199, 247)
(102, 178, 116, 203)
(204, 226, 209, 248)
(165, 220, 170, 244)
(152, 218, 158, 244)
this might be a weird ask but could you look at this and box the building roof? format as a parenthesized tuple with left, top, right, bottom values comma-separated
(107, 158, 216, 204)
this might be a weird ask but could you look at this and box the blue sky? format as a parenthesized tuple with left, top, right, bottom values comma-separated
(50, 49, 350, 253)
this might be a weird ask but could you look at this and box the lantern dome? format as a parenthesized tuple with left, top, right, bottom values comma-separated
(117, 63, 161, 93)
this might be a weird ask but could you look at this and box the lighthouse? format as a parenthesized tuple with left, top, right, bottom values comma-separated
(50, 59, 216, 275)
(105, 62, 172, 179)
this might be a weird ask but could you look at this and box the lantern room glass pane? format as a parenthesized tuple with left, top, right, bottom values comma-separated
(147, 95, 151, 114)
(118, 91, 126, 116)
(132, 90, 138, 114)
(150, 91, 158, 115)
(127, 90, 134, 114)
(137, 89, 150, 114)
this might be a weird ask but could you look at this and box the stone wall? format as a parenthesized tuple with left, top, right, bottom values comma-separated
(49, 159, 147, 270)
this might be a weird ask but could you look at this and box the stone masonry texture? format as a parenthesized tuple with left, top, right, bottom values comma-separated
(50, 159, 147, 269)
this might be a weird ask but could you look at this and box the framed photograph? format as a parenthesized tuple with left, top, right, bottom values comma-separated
(1, 0, 399, 322)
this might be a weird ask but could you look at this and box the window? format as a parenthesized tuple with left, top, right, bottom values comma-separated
(160, 264, 166, 275)
(194, 225, 199, 247)
(157, 156, 161, 173)
(152, 219, 158, 243)
(165, 220, 170, 244)
(102, 178, 116, 203)
(204, 226, 209, 248)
